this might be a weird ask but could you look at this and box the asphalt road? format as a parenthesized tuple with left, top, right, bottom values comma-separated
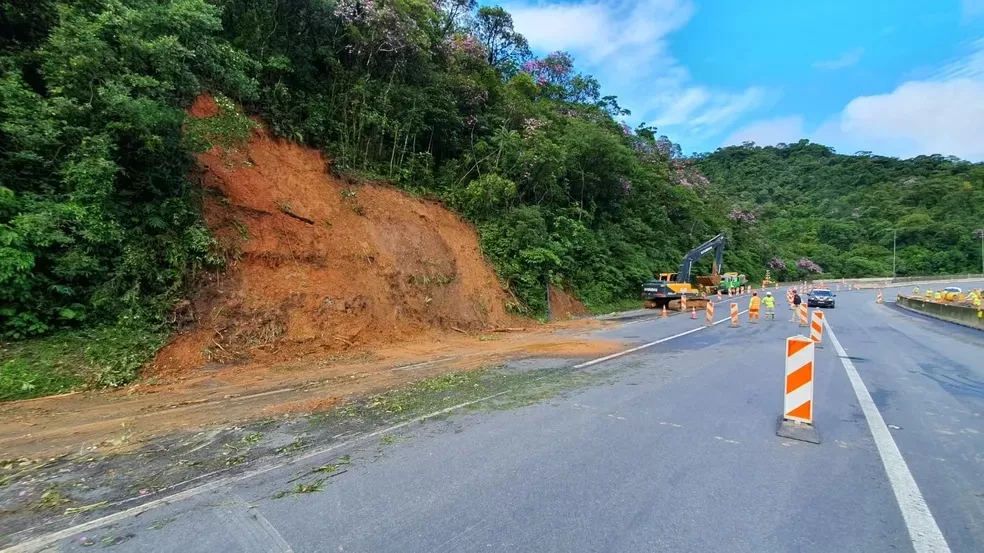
(7, 283, 984, 553)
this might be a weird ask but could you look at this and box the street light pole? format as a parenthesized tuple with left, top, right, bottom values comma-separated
(976, 229, 984, 275)
(892, 228, 897, 279)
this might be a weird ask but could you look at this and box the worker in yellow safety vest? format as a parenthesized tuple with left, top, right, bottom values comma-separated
(934, 290, 943, 302)
(974, 295, 982, 309)
(925, 289, 933, 300)
(763, 291, 776, 320)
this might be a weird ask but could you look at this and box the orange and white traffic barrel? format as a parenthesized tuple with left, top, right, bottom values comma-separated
(717, 290, 722, 301)
(783, 336, 814, 424)
(681, 295, 687, 312)
(705, 301, 714, 325)
(798, 304, 808, 327)
(810, 310, 824, 348)
(730, 302, 739, 327)
(876, 290, 883, 304)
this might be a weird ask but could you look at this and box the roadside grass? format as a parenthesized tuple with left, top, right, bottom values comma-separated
(585, 297, 642, 315)
(0, 322, 168, 402)
(337, 364, 610, 427)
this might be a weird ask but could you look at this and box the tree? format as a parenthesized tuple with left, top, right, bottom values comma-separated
(472, 6, 529, 71)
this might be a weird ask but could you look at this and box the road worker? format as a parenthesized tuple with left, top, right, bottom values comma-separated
(912, 286, 920, 295)
(925, 289, 933, 300)
(749, 291, 761, 323)
(763, 291, 776, 320)
(934, 290, 943, 302)
(974, 294, 982, 309)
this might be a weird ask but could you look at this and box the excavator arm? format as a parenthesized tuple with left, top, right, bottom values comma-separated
(675, 233, 725, 283)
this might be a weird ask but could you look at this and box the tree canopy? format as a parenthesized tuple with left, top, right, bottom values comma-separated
(2, 0, 981, 346)
(697, 140, 984, 280)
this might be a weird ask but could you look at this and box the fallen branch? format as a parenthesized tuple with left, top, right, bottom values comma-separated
(492, 327, 526, 333)
(280, 208, 316, 225)
(451, 326, 467, 335)
(334, 335, 354, 347)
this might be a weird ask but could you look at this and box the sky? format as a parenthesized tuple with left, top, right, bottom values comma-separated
(502, 0, 984, 160)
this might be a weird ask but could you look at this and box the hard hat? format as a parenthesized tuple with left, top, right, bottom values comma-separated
(766, 291, 772, 296)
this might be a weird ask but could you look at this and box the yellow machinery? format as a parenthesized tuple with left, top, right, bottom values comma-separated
(642, 233, 725, 310)
(761, 269, 774, 288)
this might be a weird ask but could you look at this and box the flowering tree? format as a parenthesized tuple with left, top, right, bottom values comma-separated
(333, 0, 421, 65)
(797, 258, 824, 273)
(520, 51, 601, 104)
(447, 34, 486, 61)
(728, 207, 756, 223)
(767, 257, 787, 271)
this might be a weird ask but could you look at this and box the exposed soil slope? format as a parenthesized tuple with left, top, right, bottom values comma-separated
(155, 96, 519, 375)
(549, 285, 589, 319)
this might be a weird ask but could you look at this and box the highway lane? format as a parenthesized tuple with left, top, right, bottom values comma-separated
(8, 284, 983, 552)
(824, 282, 984, 553)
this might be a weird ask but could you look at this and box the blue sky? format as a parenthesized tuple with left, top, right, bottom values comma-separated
(503, 0, 984, 160)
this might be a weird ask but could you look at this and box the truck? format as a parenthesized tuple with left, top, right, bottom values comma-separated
(642, 233, 725, 309)
(719, 272, 747, 294)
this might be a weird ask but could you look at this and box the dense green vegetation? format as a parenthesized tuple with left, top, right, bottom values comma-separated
(2, 0, 980, 398)
(697, 142, 984, 280)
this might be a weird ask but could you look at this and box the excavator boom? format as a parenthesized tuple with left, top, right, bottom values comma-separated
(677, 233, 725, 283)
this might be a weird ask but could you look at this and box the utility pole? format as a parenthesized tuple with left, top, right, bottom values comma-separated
(892, 228, 897, 279)
(976, 229, 984, 275)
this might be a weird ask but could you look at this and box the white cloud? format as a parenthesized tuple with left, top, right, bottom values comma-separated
(723, 116, 805, 147)
(936, 37, 984, 80)
(506, 0, 768, 140)
(506, 0, 692, 66)
(813, 48, 864, 71)
(722, 40, 984, 161)
(825, 79, 984, 160)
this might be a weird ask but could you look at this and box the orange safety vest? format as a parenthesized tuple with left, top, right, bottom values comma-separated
(750, 296, 761, 310)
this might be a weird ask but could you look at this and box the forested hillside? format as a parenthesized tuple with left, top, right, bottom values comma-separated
(0, 0, 763, 341)
(697, 142, 984, 280)
(2, 0, 980, 398)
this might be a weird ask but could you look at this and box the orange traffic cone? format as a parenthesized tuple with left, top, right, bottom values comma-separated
(661, 306, 668, 318)
(691, 307, 697, 319)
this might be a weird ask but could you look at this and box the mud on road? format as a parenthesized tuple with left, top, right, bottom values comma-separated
(0, 326, 627, 549)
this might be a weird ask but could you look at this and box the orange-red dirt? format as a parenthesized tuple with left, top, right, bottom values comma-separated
(549, 285, 589, 319)
(154, 95, 520, 376)
(0, 96, 626, 459)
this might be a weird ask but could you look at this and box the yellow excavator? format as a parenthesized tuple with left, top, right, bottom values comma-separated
(642, 233, 725, 309)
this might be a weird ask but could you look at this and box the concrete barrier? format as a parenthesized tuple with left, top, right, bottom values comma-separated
(895, 294, 984, 330)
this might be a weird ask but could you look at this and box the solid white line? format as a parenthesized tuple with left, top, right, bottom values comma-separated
(574, 309, 749, 369)
(824, 319, 951, 553)
(1, 391, 508, 553)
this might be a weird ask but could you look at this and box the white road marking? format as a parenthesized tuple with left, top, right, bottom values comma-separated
(221, 497, 294, 553)
(0, 392, 508, 553)
(824, 319, 951, 553)
(574, 309, 750, 369)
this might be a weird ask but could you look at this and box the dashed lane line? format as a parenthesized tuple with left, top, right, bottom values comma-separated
(574, 309, 749, 369)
